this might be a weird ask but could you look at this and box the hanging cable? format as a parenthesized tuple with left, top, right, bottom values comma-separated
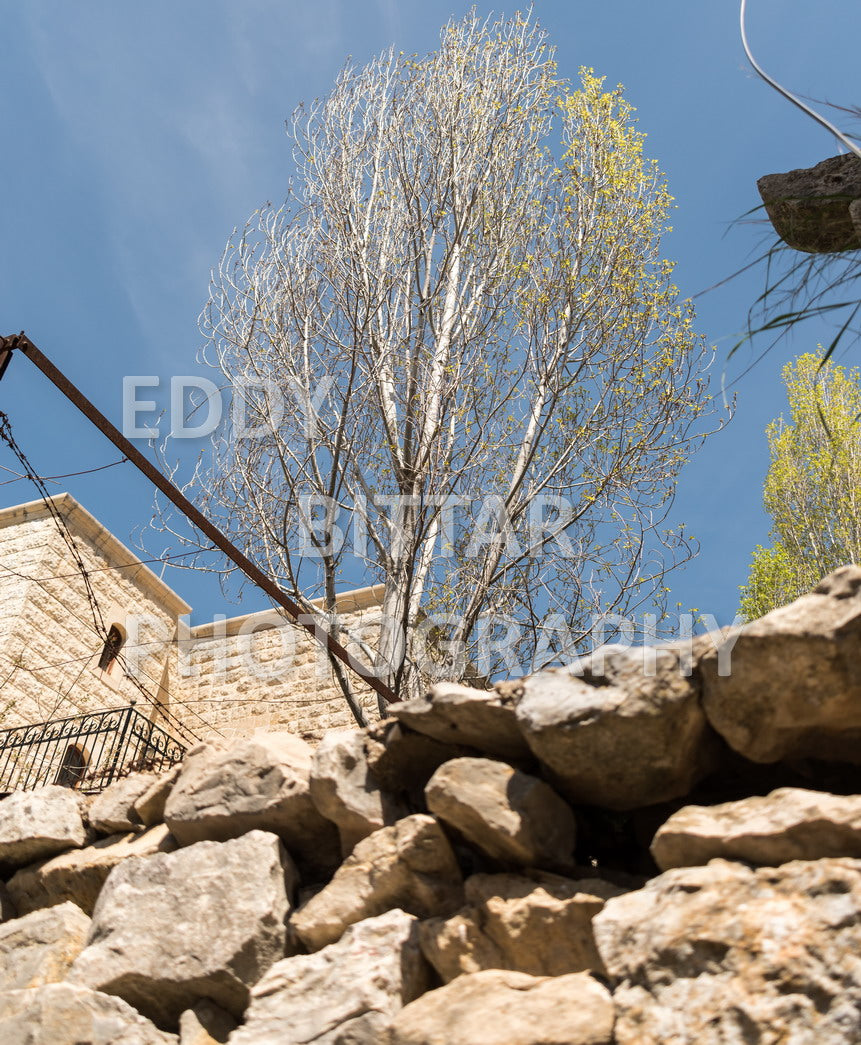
(740, 0, 861, 160)
(0, 412, 107, 640)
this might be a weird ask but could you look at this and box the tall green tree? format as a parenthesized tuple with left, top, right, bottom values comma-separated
(740, 351, 861, 620)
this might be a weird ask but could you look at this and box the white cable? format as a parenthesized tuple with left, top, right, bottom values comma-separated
(740, 0, 861, 161)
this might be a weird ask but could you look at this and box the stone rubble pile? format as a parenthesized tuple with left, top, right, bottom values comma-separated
(3, 566, 861, 1042)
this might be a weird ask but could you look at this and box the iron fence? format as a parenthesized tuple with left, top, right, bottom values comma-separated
(0, 703, 186, 796)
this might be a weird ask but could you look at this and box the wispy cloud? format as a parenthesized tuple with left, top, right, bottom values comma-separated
(16, 2, 372, 360)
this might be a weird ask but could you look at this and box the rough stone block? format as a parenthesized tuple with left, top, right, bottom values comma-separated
(701, 566, 861, 763)
(0, 785, 86, 870)
(68, 830, 296, 1028)
(309, 730, 406, 855)
(758, 153, 861, 252)
(514, 646, 717, 808)
(291, 814, 463, 951)
(651, 787, 861, 870)
(389, 682, 530, 762)
(0, 982, 177, 1044)
(0, 900, 90, 990)
(419, 872, 623, 981)
(88, 773, 156, 834)
(230, 909, 430, 1045)
(134, 764, 182, 827)
(425, 758, 576, 869)
(179, 999, 237, 1044)
(7, 823, 177, 916)
(164, 734, 340, 879)
(388, 969, 615, 1045)
(594, 856, 861, 1043)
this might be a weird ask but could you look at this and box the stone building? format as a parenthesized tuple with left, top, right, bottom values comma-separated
(0, 494, 383, 787)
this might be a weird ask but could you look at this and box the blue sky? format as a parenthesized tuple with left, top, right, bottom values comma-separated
(1, 0, 858, 630)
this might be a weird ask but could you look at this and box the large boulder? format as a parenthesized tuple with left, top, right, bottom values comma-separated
(164, 734, 340, 879)
(419, 872, 623, 982)
(425, 758, 576, 870)
(701, 566, 861, 763)
(309, 730, 406, 856)
(0, 983, 177, 1044)
(652, 787, 861, 870)
(0, 901, 90, 990)
(514, 646, 718, 809)
(0, 786, 86, 870)
(7, 823, 177, 916)
(594, 857, 861, 1044)
(290, 814, 463, 952)
(69, 830, 296, 1029)
(230, 910, 430, 1045)
(388, 682, 531, 762)
(758, 153, 861, 253)
(387, 969, 615, 1045)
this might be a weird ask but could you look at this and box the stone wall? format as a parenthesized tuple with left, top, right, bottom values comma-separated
(181, 594, 383, 741)
(0, 499, 186, 732)
(2, 567, 861, 1042)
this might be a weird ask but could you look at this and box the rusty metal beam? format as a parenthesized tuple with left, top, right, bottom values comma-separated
(0, 332, 395, 705)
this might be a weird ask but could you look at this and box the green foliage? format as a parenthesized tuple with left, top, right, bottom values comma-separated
(740, 350, 861, 620)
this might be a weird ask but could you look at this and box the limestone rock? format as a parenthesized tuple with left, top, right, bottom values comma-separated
(594, 857, 861, 1044)
(0, 901, 90, 990)
(0, 982, 177, 1044)
(389, 682, 531, 762)
(419, 872, 623, 981)
(290, 814, 462, 951)
(164, 733, 341, 879)
(388, 969, 615, 1045)
(758, 153, 861, 253)
(0, 785, 86, 870)
(88, 772, 156, 834)
(425, 758, 576, 869)
(135, 764, 182, 827)
(7, 823, 178, 916)
(180, 1000, 237, 1045)
(309, 730, 406, 855)
(652, 787, 861, 870)
(701, 566, 861, 763)
(230, 909, 430, 1045)
(514, 645, 717, 809)
(69, 830, 296, 1028)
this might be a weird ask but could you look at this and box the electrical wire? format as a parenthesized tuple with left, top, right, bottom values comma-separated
(740, 0, 861, 161)
(0, 413, 107, 640)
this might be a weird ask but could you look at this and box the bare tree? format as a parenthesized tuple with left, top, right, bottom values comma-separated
(173, 10, 717, 719)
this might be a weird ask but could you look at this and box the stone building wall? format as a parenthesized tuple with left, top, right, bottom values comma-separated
(0, 495, 385, 750)
(181, 589, 384, 742)
(0, 498, 187, 732)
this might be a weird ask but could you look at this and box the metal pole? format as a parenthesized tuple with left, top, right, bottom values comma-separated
(0, 332, 396, 705)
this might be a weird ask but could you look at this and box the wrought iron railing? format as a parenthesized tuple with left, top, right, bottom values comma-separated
(0, 703, 186, 795)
